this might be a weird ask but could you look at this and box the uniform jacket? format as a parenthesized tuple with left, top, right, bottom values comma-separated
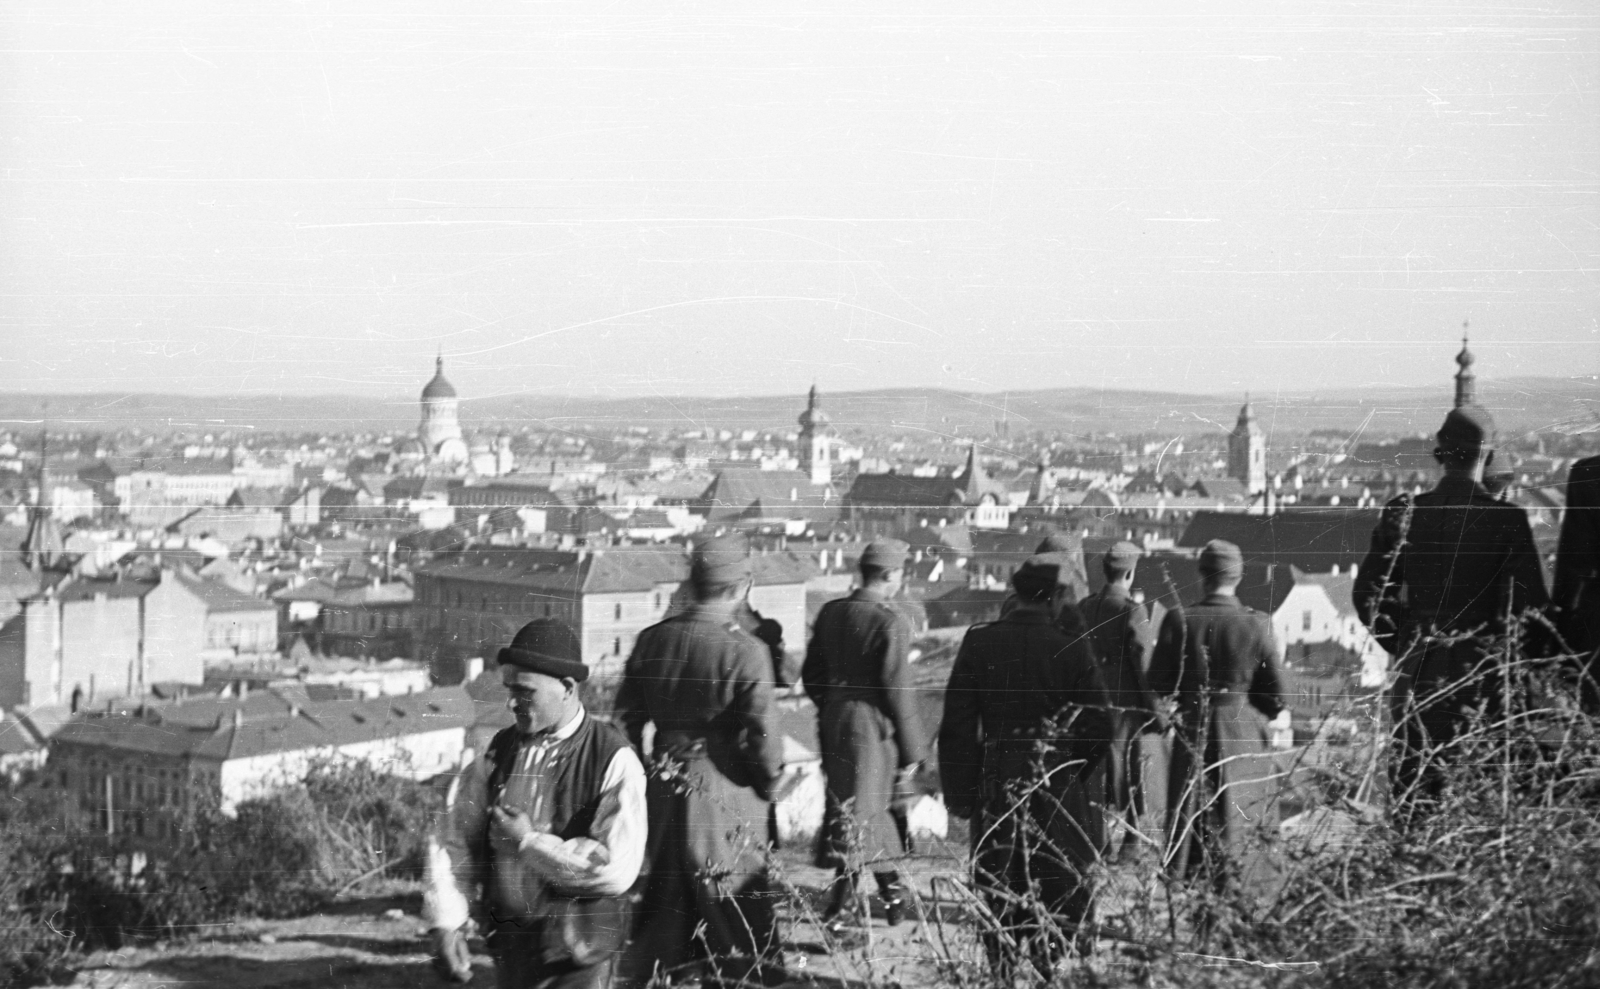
(615, 606, 784, 980)
(616, 606, 784, 794)
(802, 587, 929, 766)
(1354, 474, 1549, 652)
(939, 608, 1115, 820)
(1080, 584, 1160, 732)
(1149, 594, 1287, 869)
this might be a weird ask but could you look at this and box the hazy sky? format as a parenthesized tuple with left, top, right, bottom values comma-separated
(3, 1, 1596, 401)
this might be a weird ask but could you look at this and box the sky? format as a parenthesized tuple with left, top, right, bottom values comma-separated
(2, 1, 1596, 401)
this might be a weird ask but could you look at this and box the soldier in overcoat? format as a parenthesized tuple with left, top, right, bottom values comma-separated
(615, 535, 791, 987)
(940, 553, 1115, 977)
(1148, 540, 1287, 891)
(1353, 405, 1550, 804)
(802, 539, 929, 930)
(1079, 541, 1164, 856)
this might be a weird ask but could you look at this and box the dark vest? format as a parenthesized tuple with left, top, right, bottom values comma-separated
(481, 714, 631, 965)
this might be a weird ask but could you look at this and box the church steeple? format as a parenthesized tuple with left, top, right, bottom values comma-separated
(20, 420, 63, 573)
(797, 383, 831, 486)
(1227, 394, 1266, 497)
(1454, 324, 1476, 408)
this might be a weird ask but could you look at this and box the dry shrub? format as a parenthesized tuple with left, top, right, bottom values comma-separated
(0, 756, 441, 987)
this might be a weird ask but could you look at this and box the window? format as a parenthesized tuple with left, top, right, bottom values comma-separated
(614, 603, 622, 621)
(653, 592, 662, 610)
(613, 637, 621, 655)
(1302, 611, 1312, 632)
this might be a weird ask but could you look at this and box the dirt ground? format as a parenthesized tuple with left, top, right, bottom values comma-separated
(60, 845, 994, 989)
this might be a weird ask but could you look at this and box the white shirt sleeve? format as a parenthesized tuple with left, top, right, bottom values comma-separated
(422, 750, 485, 933)
(515, 746, 648, 897)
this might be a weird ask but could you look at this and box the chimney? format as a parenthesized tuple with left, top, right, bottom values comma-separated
(232, 708, 243, 728)
(464, 656, 484, 682)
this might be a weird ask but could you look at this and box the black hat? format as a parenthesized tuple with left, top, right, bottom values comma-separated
(1436, 404, 1496, 456)
(1013, 552, 1077, 597)
(691, 533, 751, 587)
(498, 619, 589, 681)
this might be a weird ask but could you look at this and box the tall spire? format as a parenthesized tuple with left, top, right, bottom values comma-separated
(21, 413, 62, 573)
(1454, 322, 1476, 408)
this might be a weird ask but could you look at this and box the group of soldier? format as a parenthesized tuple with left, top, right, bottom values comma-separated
(417, 399, 1600, 988)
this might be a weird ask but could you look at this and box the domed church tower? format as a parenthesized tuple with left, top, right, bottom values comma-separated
(797, 384, 832, 486)
(419, 355, 468, 465)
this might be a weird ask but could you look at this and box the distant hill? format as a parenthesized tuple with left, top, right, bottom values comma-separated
(1, 377, 1595, 440)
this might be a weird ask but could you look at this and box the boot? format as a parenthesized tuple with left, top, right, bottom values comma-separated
(874, 870, 909, 927)
(821, 871, 860, 928)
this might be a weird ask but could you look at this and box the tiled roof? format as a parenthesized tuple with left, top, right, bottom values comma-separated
(698, 468, 836, 525)
(54, 577, 161, 602)
(418, 545, 816, 596)
(272, 576, 341, 603)
(50, 686, 473, 763)
(173, 572, 276, 613)
(1179, 509, 1379, 575)
(846, 472, 968, 509)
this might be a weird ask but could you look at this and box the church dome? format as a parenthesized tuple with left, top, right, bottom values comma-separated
(422, 356, 457, 400)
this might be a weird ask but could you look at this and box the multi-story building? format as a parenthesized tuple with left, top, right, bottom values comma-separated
(414, 544, 815, 683)
(48, 686, 473, 837)
(0, 570, 209, 710)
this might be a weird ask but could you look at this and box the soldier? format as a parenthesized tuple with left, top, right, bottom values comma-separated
(1148, 540, 1287, 893)
(999, 530, 1093, 640)
(1079, 541, 1164, 857)
(1555, 454, 1600, 711)
(1354, 405, 1550, 804)
(424, 619, 648, 989)
(940, 553, 1115, 977)
(802, 538, 928, 932)
(615, 535, 793, 987)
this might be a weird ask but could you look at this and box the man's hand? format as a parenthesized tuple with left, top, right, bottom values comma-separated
(430, 927, 473, 984)
(489, 805, 535, 846)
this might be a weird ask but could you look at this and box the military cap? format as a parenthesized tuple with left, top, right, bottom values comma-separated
(1436, 404, 1496, 456)
(860, 539, 910, 571)
(1013, 551, 1078, 597)
(499, 619, 589, 681)
(1034, 530, 1077, 554)
(1197, 539, 1245, 582)
(1102, 540, 1143, 574)
(691, 532, 751, 587)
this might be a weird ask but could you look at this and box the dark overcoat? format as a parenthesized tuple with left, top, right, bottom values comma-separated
(1149, 594, 1286, 883)
(1080, 584, 1164, 843)
(802, 587, 929, 870)
(615, 607, 783, 983)
(940, 608, 1114, 951)
(1353, 474, 1551, 794)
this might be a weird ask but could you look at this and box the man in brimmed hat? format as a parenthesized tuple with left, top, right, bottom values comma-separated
(1148, 539, 1287, 893)
(616, 533, 792, 987)
(1355, 404, 1549, 806)
(801, 538, 929, 933)
(941, 552, 1115, 977)
(424, 619, 647, 989)
(1080, 541, 1165, 857)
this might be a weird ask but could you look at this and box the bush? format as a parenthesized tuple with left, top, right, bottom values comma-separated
(0, 756, 442, 986)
